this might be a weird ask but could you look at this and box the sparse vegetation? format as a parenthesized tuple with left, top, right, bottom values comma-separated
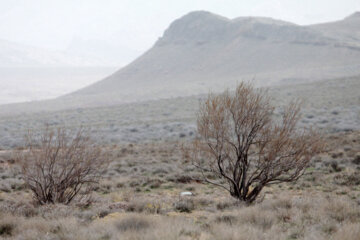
(16, 127, 108, 205)
(0, 130, 359, 239)
(0, 80, 359, 239)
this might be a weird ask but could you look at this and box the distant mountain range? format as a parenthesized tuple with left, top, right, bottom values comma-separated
(68, 11, 360, 104)
(0, 39, 109, 67)
(66, 37, 142, 67)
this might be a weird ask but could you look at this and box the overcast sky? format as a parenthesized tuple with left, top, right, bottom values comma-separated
(1, 0, 359, 53)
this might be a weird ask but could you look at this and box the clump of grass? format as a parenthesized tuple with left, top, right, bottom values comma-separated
(334, 172, 360, 186)
(115, 215, 151, 232)
(238, 207, 275, 230)
(332, 223, 360, 240)
(216, 199, 239, 211)
(126, 199, 161, 214)
(330, 160, 342, 172)
(174, 199, 194, 213)
(352, 154, 360, 165)
(0, 222, 15, 237)
(323, 197, 360, 222)
(215, 215, 237, 225)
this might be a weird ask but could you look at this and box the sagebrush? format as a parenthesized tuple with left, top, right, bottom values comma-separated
(17, 127, 108, 205)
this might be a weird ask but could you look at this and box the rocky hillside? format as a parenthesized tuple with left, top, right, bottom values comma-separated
(310, 12, 360, 48)
(68, 11, 360, 104)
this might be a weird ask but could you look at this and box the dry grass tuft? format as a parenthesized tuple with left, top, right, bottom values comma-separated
(332, 223, 360, 240)
(114, 214, 152, 232)
(0, 215, 16, 237)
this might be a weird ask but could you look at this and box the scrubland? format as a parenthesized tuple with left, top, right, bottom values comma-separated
(0, 76, 359, 239)
(0, 130, 360, 239)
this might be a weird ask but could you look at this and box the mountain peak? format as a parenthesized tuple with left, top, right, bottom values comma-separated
(157, 11, 229, 45)
(179, 11, 229, 22)
(157, 11, 316, 46)
(233, 16, 294, 26)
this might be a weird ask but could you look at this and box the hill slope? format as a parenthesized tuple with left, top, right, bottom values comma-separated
(67, 11, 360, 104)
(310, 12, 360, 47)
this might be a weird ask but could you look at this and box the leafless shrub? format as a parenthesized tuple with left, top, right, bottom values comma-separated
(184, 82, 324, 203)
(16, 127, 109, 205)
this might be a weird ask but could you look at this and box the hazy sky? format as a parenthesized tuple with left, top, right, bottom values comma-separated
(0, 0, 359, 53)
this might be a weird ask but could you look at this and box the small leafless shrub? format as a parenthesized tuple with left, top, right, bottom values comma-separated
(184, 82, 324, 203)
(16, 127, 109, 205)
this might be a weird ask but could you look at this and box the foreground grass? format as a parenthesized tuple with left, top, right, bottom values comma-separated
(0, 194, 359, 240)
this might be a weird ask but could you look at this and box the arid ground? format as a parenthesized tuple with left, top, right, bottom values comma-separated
(0, 131, 360, 240)
(0, 76, 360, 240)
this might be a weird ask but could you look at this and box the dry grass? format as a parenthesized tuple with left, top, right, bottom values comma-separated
(1, 194, 359, 240)
(0, 131, 359, 239)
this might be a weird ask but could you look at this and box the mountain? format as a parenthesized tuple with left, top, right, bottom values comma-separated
(0, 39, 107, 67)
(66, 11, 360, 105)
(310, 12, 360, 47)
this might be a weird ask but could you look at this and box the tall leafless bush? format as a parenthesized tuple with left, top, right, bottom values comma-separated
(184, 82, 324, 203)
(17, 127, 108, 205)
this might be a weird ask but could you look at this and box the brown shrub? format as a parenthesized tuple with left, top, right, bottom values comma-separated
(184, 82, 324, 203)
(16, 127, 109, 205)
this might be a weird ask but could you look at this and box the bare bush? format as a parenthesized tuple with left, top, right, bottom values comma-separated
(185, 82, 324, 203)
(17, 127, 108, 205)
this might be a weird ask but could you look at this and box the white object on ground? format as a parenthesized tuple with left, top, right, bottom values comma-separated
(180, 191, 193, 197)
